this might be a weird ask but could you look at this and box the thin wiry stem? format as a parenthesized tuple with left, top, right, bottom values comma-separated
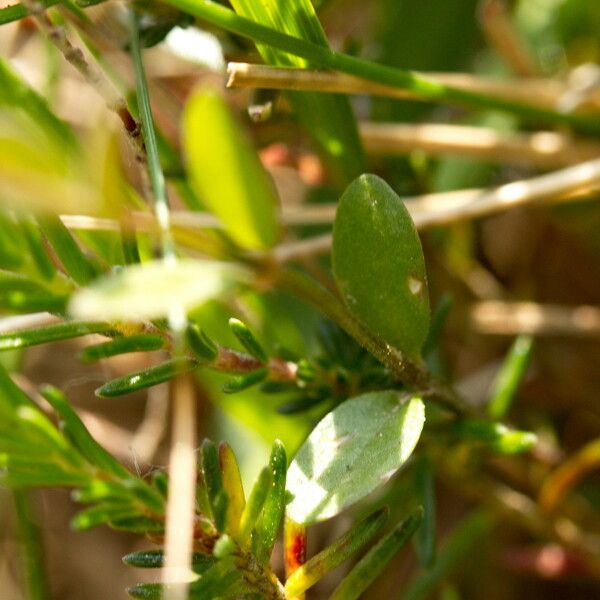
(129, 10, 176, 262)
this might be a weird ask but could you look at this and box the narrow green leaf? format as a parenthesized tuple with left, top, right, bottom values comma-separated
(40, 385, 131, 478)
(19, 217, 56, 280)
(183, 88, 280, 250)
(219, 442, 246, 537)
(95, 358, 196, 398)
(123, 549, 215, 573)
(229, 0, 365, 184)
(213, 533, 237, 558)
(452, 419, 537, 454)
(127, 583, 162, 599)
(70, 259, 243, 321)
(201, 439, 224, 520)
(71, 503, 141, 531)
(329, 508, 424, 600)
(0, 321, 113, 351)
(285, 507, 389, 596)
(286, 391, 425, 524)
(79, 334, 165, 363)
(403, 511, 493, 600)
(254, 439, 286, 562)
(186, 323, 218, 361)
(109, 517, 164, 534)
(228, 318, 267, 362)
(222, 369, 268, 394)
(37, 215, 98, 286)
(422, 294, 453, 357)
(238, 466, 272, 545)
(72, 480, 132, 503)
(0, 58, 76, 147)
(487, 335, 534, 420)
(414, 455, 436, 568)
(333, 174, 430, 361)
(152, 471, 169, 499)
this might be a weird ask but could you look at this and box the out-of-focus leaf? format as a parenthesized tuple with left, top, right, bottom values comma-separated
(69, 259, 244, 321)
(37, 214, 98, 286)
(229, 0, 365, 184)
(0, 57, 76, 146)
(40, 386, 132, 479)
(285, 507, 389, 596)
(403, 511, 493, 600)
(254, 439, 286, 561)
(71, 503, 141, 531)
(414, 455, 436, 567)
(286, 391, 425, 524)
(183, 89, 280, 250)
(453, 419, 537, 454)
(487, 335, 534, 420)
(122, 549, 215, 574)
(0, 321, 113, 351)
(79, 334, 165, 363)
(333, 175, 430, 361)
(329, 508, 424, 600)
(186, 323, 218, 361)
(95, 358, 196, 398)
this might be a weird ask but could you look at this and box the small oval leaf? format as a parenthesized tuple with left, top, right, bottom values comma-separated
(332, 174, 430, 360)
(69, 259, 244, 322)
(286, 391, 425, 524)
(183, 89, 280, 250)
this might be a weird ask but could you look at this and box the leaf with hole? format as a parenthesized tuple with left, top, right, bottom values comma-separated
(286, 391, 425, 524)
(333, 174, 430, 361)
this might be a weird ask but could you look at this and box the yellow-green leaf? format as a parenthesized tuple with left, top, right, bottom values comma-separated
(183, 89, 279, 251)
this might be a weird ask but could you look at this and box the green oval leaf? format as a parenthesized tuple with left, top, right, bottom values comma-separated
(332, 174, 430, 360)
(69, 259, 243, 322)
(183, 89, 280, 250)
(286, 391, 425, 524)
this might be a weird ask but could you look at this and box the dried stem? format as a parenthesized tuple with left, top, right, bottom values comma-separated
(478, 0, 539, 77)
(21, 1, 145, 161)
(360, 122, 600, 168)
(226, 62, 600, 113)
(470, 301, 600, 337)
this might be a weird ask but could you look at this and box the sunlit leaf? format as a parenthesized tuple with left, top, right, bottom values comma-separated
(69, 259, 245, 321)
(333, 174, 430, 361)
(183, 89, 280, 250)
(286, 391, 425, 524)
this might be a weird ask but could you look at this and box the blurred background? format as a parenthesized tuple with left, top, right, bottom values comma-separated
(1, 0, 600, 598)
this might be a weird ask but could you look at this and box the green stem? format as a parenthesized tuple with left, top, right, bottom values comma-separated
(274, 268, 468, 414)
(13, 489, 50, 600)
(129, 9, 176, 261)
(163, 0, 600, 137)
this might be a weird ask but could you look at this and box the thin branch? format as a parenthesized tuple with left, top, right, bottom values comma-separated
(478, 0, 539, 77)
(21, 2, 145, 161)
(470, 301, 600, 337)
(226, 62, 600, 114)
(359, 122, 600, 168)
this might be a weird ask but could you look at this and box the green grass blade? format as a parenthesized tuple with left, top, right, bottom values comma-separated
(487, 335, 534, 420)
(402, 511, 493, 600)
(40, 385, 131, 478)
(37, 215, 98, 286)
(329, 507, 423, 600)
